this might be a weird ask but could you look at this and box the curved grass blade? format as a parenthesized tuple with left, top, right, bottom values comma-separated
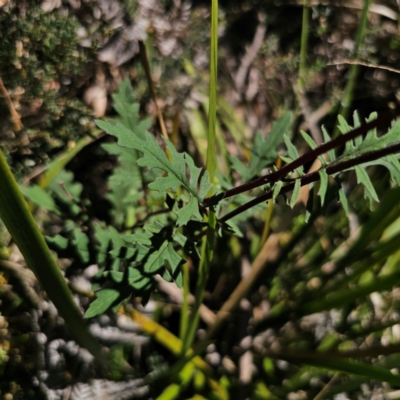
(0, 149, 103, 360)
(295, 357, 400, 386)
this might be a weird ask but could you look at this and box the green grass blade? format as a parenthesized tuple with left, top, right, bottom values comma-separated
(156, 384, 181, 400)
(217, 96, 247, 147)
(186, 108, 208, 166)
(183, 0, 219, 353)
(206, 0, 218, 182)
(330, 187, 400, 270)
(179, 262, 190, 340)
(201, 100, 230, 175)
(297, 0, 310, 91)
(301, 271, 400, 315)
(183, 210, 216, 352)
(321, 354, 400, 398)
(0, 149, 103, 360)
(38, 132, 102, 189)
(299, 358, 400, 386)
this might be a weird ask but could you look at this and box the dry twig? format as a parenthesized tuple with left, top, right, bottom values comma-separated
(0, 78, 23, 131)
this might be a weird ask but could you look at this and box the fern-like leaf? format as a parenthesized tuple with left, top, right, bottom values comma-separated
(102, 143, 148, 228)
(20, 185, 58, 213)
(96, 121, 212, 226)
(229, 112, 291, 183)
(355, 165, 379, 207)
(335, 113, 400, 165)
(272, 181, 283, 201)
(85, 289, 120, 318)
(112, 79, 152, 138)
(331, 112, 400, 208)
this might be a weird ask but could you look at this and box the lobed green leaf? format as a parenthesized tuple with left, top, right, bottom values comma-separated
(290, 179, 301, 208)
(85, 289, 121, 318)
(317, 169, 328, 206)
(229, 112, 291, 183)
(96, 120, 212, 226)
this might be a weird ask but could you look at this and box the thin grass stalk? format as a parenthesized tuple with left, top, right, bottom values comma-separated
(321, 232, 400, 295)
(179, 262, 190, 340)
(0, 149, 103, 360)
(182, 0, 218, 353)
(138, 40, 169, 140)
(301, 271, 400, 315)
(201, 100, 230, 174)
(182, 215, 216, 352)
(0, 78, 22, 131)
(312, 374, 341, 400)
(206, 0, 218, 183)
(297, 0, 310, 92)
(266, 353, 400, 386)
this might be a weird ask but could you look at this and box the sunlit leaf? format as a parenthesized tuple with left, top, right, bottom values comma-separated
(20, 185, 58, 212)
(72, 229, 90, 263)
(45, 234, 68, 250)
(290, 179, 301, 208)
(284, 134, 299, 161)
(273, 181, 283, 200)
(96, 120, 212, 226)
(317, 169, 328, 206)
(355, 165, 379, 206)
(85, 288, 120, 318)
(300, 130, 317, 150)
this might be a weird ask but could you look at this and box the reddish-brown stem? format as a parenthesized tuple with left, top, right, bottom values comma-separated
(211, 106, 400, 202)
(220, 140, 400, 222)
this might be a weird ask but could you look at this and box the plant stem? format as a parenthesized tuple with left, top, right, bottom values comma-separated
(179, 262, 190, 340)
(297, 0, 310, 92)
(0, 78, 23, 131)
(182, 0, 218, 353)
(221, 139, 400, 222)
(138, 40, 169, 140)
(206, 0, 218, 183)
(213, 106, 399, 201)
(183, 212, 216, 352)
